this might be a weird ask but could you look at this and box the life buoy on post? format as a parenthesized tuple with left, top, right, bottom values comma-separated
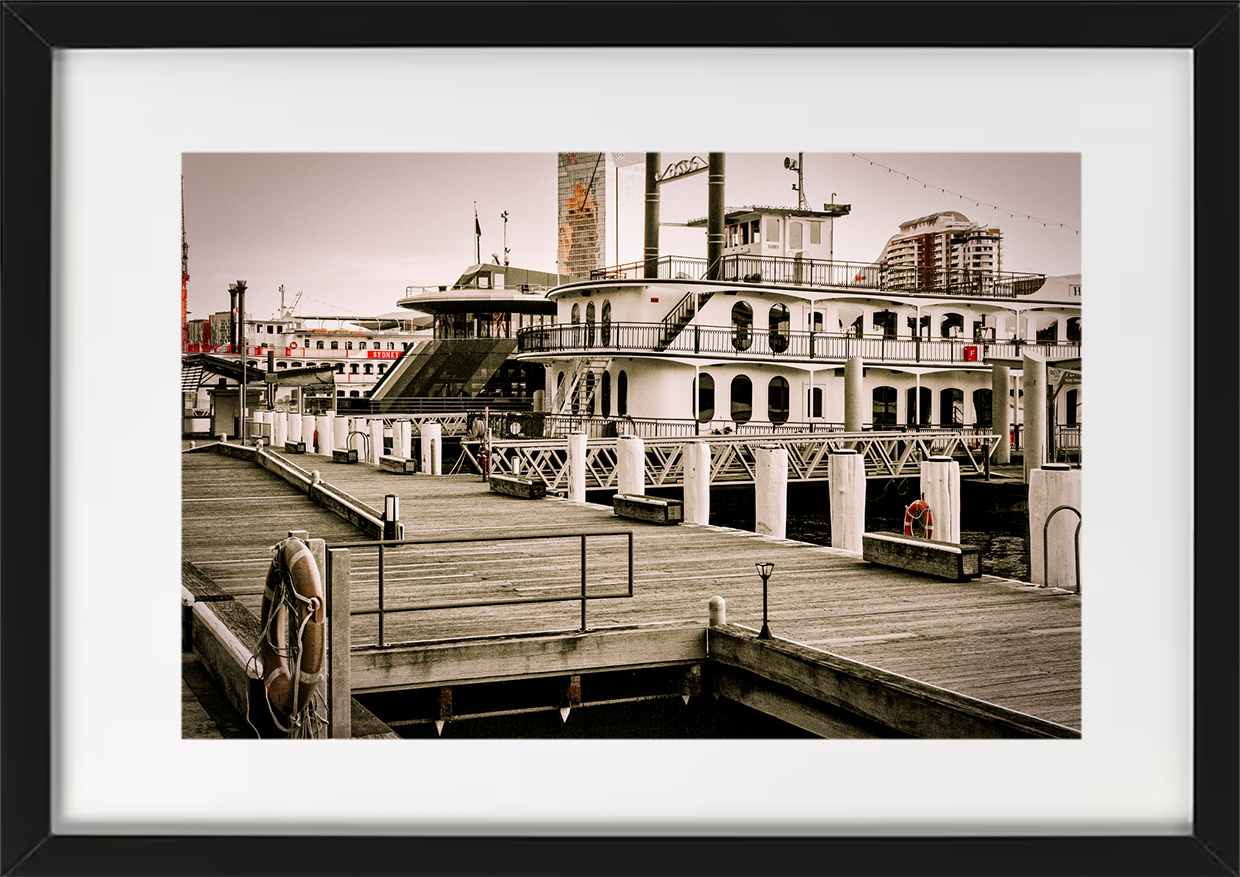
(256, 537, 326, 736)
(904, 497, 934, 539)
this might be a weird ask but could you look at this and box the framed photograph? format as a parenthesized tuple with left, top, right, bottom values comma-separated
(4, 2, 1235, 874)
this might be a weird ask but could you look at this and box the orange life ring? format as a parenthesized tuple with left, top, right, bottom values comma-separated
(904, 499, 934, 539)
(258, 538, 325, 720)
(290, 341, 298, 348)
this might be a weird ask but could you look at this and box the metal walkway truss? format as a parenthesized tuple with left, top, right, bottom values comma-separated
(487, 430, 1001, 492)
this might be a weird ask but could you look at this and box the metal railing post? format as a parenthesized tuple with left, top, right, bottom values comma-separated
(580, 534, 588, 631)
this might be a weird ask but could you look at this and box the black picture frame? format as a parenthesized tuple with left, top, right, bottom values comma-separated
(3, 2, 1236, 875)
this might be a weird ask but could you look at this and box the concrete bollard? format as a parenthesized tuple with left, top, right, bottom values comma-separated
(919, 455, 961, 544)
(315, 414, 332, 454)
(369, 418, 384, 465)
(683, 441, 711, 525)
(272, 412, 287, 448)
(754, 445, 788, 540)
(992, 364, 1011, 465)
(844, 356, 864, 432)
(1029, 463, 1081, 589)
(617, 435, 645, 496)
(398, 421, 413, 459)
(333, 414, 348, 456)
(420, 421, 443, 475)
(568, 432, 587, 502)
(287, 411, 302, 444)
(828, 449, 866, 552)
(708, 596, 727, 627)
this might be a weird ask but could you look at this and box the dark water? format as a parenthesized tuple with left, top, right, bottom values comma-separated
(700, 481, 1032, 581)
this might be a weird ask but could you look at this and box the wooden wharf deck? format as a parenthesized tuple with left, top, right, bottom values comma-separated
(182, 447, 1081, 731)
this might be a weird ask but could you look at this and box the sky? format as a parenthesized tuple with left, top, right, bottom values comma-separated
(182, 152, 1080, 323)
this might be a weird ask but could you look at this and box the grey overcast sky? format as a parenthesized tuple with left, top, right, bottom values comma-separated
(182, 151, 1080, 323)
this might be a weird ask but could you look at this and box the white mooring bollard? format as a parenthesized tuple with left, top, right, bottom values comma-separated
(828, 449, 866, 552)
(332, 414, 348, 456)
(568, 432, 587, 502)
(420, 421, 443, 475)
(315, 413, 332, 455)
(754, 445, 788, 540)
(369, 418, 384, 465)
(288, 411, 302, 444)
(844, 356, 864, 433)
(398, 421, 413, 459)
(272, 412, 287, 448)
(919, 455, 961, 544)
(617, 435, 645, 496)
(683, 441, 711, 525)
(708, 596, 727, 627)
(1029, 463, 1082, 590)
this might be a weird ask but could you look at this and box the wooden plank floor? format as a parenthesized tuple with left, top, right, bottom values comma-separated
(182, 449, 1081, 730)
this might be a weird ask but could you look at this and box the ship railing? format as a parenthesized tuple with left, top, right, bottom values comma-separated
(499, 412, 847, 440)
(586, 255, 1045, 299)
(326, 530, 634, 647)
(517, 322, 1080, 365)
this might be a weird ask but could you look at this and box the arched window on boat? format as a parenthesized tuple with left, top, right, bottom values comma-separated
(600, 300, 612, 346)
(768, 376, 790, 424)
(730, 375, 753, 423)
(571, 302, 581, 347)
(809, 386, 823, 419)
(336, 364, 345, 374)
(617, 370, 628, 416)
(907, 386, 932, 426)
(906, 313, 930, 338)
(601, 370, 612, 417)
(768, 304, 790, 353)
(872, 386, 897, 427)
(350, 364, 359, 374)
(1034, 314, 1059, 343)
(808, 311, 824, 332)
(838, 306, 864, 337)
(359, 342, 367, 350)
(694, 374, 715, 422)
(1003, 314, 1028, 341)
(585, 301, 596, 347)
(940, 388, 963, 426)
(331, 341, 339, 350)
(873, 309, 897, 338)
(973, 388, 993, 428)
(1066, 317, 1081, 343)
(940, 312, 964, 338)
(364, 364, 373, 375)
(316, 340, 324, 350)
(731, 302, 753, 351)
(276, 361, 287, 369)
(345, 341, 353, 350)
(378, 364, 388, 374)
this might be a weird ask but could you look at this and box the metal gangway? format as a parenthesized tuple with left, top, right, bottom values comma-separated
(485, 430, 1001, 492)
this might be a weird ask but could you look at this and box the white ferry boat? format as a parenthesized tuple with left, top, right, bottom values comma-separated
(514, 199, 1081, 448)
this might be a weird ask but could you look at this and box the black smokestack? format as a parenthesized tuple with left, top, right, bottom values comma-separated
(707, 153, 725, 281)
(644, 152, 660, 278)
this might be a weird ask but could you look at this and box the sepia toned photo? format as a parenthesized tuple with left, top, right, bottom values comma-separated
(181, 151, 1082, 741)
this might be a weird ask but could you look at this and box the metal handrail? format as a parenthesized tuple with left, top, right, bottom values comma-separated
(328, 531, 635, 646)
(1042, 505, 1082, 594)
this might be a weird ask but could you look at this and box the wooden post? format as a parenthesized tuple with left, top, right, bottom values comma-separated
(683, 441, 711, 525)
(1022, 353, 1048, 482)
(326, 547, 351, 739)
(617, 435, 645, 496)
(1029, 463, 1081, 589)
(568, 432, 587, 502)
(992, 364, 1011, 465)
(919, 455, 961, 544)
(844, 356, 864, 432)
(754, 445, 788, 540)
(828, 449, 865, 552)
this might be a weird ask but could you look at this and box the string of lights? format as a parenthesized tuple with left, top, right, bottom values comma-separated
(851, 153, 1080, 235)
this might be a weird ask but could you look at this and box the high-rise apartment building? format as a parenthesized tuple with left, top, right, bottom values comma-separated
(557, 152, 645, 278)
(875, 210, 1002, 293)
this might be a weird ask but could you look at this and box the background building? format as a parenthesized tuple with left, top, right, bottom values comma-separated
(875, 211, 1003, 294)
(557, 152, 645, 277)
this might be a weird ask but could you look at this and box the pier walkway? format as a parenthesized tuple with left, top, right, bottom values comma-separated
(182, 447, 1081, 731)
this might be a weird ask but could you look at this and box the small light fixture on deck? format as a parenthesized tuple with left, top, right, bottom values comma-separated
(384, 494, 400, 540)
(755, 562, 775, 639)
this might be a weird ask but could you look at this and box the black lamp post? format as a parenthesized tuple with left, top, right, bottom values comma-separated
(756, 561, 775, 639)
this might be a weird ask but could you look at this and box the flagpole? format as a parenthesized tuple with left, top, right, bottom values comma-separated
(474, 200, 480, 266)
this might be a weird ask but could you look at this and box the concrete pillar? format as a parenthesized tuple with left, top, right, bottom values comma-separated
(332, 414, 348, 456)
(844, 356, 864, 432)
(287, 410, 302, 444)
(272, 411, 287, 447)
(617, 435, 645, 496)
(1022, 353, 1048, 482)
(420, 422, 443, 475)
(315, 413, 332, 454)
(369, 418, 384, 464)
(919, 455, 961, 544)
(683, 441, 712, 525)
(1029, 463, 1082, 589)
(828, 449, 866, 552)
(568, 432, 587, 502)
(754, 445, 788, 540)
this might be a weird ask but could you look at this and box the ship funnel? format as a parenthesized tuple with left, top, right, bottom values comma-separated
(643, 152, 660, 278)
(706, 153, 725, 281)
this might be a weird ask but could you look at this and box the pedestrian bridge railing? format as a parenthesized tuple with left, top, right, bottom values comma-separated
(486, 430, 1001, 491)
